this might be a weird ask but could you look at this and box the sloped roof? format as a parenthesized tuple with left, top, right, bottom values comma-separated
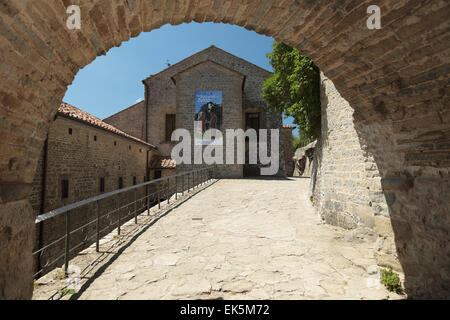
(149, 156, 176, 169)
(58, 102, 156, 149)
(173, 60, 245, 78)
(282, 125, 296, 129)
(144, 45, 272, 81)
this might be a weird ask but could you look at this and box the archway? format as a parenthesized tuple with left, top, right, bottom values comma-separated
(0, 0, 448, 299)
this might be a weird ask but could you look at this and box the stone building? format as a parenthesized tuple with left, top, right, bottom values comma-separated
(29, 102, 159, 275)
(105, 46, 293, 178)
(29, 47, 292, 277)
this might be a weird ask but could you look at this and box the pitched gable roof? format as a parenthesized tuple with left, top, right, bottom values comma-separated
(144, 45, 272, 82)
(171, 60, 246, 84)
(58, 102, 156, 149)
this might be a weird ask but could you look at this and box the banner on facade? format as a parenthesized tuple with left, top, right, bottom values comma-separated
(194, 91, 223, 145)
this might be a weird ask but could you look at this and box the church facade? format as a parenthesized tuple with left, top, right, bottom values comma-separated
(105, 46, 294, 178)
(28, 46, 294, 276)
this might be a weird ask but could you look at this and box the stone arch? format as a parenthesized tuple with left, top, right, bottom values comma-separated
(0, 1, 448, 299)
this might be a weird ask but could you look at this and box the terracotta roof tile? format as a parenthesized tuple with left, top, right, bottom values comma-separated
(150, 156, 176, 169)
(58, 102, 156, 148)
(282, 125, 296, 129)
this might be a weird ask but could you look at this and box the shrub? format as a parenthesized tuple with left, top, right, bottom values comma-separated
(380, 265, 403, 294)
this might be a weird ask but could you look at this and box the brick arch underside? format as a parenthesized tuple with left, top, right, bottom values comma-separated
(0, 0, 448, 299)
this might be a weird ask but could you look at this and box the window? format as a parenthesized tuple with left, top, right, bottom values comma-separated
(94, 135, 97, 141)
(245, 112, 260, 131)
(100, 177, 105, 193)
(118, 177, 123, 189)
(143, 176, 147, 182)
(165, 114, 176, 141)
(61, 180, 69, 199)
(154, 170, 162, 179)
(114, 141, 117, 146)
(133, 176, 137, 185)
(129, 145, 131, 150)
(139, 148, 142, 153)
(68, 128, 72, 135)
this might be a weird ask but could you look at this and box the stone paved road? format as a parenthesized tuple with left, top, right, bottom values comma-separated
(41, 178, 401, 300)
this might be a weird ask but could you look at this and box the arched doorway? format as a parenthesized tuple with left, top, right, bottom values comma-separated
(0, 1, 448, 299)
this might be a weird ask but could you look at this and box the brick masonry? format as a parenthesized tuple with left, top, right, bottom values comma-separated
(0, 0, 448, 298)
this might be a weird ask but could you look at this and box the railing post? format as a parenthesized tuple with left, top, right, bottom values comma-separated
(146, 184, 150, 216)
(167, 177, 170, 204)
(95, 201, 99, 252)
(117, 194, 121, 236)
(157, 181, 160, 209)
(134, 188, 137, 224)
(175, 176, 178, 200)
(65, 210, 70, 275)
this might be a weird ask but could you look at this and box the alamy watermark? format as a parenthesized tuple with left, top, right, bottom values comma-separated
(367, 5, 382, 29)
(65, 4, 381, 31)
(66, 5, 81, 30)
(171, 122, 280, 176)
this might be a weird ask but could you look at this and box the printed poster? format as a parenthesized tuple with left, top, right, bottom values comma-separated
(194, 91, 223, 145)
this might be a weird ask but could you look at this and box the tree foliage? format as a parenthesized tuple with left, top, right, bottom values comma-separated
(263, 41, 321, 139)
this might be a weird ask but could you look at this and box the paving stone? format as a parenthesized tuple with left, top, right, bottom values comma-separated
(33, 179, 401, 300)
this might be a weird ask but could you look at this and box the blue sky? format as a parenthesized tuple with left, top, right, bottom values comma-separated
(63, 22, 297, 135)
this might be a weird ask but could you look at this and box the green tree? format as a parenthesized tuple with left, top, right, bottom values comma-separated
(263, 41, 321, 139)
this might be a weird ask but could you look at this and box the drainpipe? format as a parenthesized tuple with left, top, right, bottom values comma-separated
(143, 80, 149, 142)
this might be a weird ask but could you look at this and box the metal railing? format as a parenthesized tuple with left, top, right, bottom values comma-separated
(33, 166, 216, 279)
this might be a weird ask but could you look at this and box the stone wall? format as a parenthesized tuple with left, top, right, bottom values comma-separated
(141, 46, 287, 177)
(103, 101, 146, 140)
(311, 73, 383, 231)
(281, 127, 294, 176)
(175, 61, 244, 178)
(311, 73, 450, 298)
(29, 115, 154, 276)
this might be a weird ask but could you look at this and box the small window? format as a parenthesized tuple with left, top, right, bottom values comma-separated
(94, 135, 97, 141)
(139, 148, 142, 153)
(118, 177, 123, 189)
(100, 177, 105, 193)
(129, 145, 131, 150)
(154, 170, 162, 179)
(68, 128, 72, 135)
(133, 176, 137, 185)
(165, 114, 176, 141)
(114, 141, 117, 146)
(143, 176, 147, 182)
(61, 180, 69, 199)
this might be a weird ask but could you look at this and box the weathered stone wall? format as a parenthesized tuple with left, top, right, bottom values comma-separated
(311, 73, 382, 231)
(103, 101, 146, 140)
(0, 0, 448, 299)
(311, 73, 450, 298)
(175, 61, 244, 178)
(281, 127, 294, 176)
(104, 46, 283, 165)
(142, 46, 286, 177)
(29, 115, 153, 276)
